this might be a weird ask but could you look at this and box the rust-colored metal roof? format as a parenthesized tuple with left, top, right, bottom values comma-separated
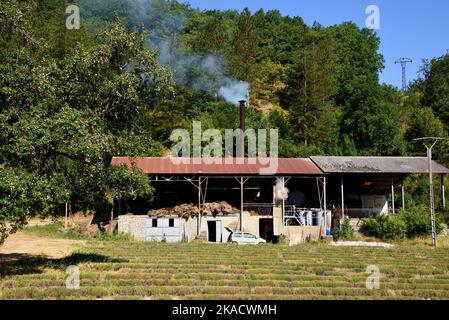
(110, 157, 323, 176)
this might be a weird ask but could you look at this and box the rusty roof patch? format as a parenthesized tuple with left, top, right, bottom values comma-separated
(110, 157, 323, 176)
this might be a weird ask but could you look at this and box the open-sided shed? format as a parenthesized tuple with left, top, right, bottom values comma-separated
(310, 156, 449, 218)
(111, 157, 328, 243)
(112, 156, 449, 243)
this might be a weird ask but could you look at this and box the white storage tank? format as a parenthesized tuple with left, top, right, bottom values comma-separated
(305, 211, 313, 226)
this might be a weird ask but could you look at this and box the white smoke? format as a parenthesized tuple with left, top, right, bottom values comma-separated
(218, 78, 249, 106)
(133, 0, 249, 105)
(274, 178, 289, 201)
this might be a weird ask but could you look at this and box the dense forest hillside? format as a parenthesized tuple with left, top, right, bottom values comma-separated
(1, 0, 449, 242)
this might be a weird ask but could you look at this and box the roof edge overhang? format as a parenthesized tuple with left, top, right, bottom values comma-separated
(110, 157, 324, 176)
(310, 156, 449, 175)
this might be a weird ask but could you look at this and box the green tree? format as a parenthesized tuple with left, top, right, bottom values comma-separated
(420, 54, 449, 129)
(0, 14, 173, 243)
(230, 8, 260, 82)
(282, 30, 338, 148)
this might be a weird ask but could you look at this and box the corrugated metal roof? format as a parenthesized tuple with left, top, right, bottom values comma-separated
(110, 157, 323, 176)
(310, 156, 449, 174)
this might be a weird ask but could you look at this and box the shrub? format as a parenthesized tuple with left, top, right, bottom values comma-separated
(331, 218, 355, 241)
(278, 234, 288, 245)
(398, 206, 444, 237)
(359, 218, 379, 237)
(440, 210, 449, 225)
(94, 230, 134, 242)
(360, 215, 407, 240)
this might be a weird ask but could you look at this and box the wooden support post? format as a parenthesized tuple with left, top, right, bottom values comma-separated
(340, 175, 345, 221)
(442, 174, 446, 210)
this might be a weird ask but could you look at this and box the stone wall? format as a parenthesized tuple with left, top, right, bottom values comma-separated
(284, 226, 325, 245)
(118, 214, 146, 241)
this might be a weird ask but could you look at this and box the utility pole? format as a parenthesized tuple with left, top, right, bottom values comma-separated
(414, 137, 445, 247)
(395, 58, 412, 92)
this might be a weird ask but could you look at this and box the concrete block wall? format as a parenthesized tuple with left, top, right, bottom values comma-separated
(118, 214, 146, 241)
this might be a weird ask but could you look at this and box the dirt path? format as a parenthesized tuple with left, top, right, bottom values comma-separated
(0, 233, 87, 259)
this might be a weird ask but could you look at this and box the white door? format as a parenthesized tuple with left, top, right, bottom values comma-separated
(215, 221, 222, 243)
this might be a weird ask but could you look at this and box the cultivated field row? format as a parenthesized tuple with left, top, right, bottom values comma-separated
(1, 242, 449, 300)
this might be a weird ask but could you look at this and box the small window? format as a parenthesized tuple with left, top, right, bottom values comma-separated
(152, 219, 158, 227)
(244, 233, 256, 239)
(169, 218, 174, 227)
(233, 232, 242, 238)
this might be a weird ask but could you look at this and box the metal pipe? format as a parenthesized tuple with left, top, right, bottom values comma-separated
(323, 176, 327, 234)
(281, 177, 285, 232)
(340, 176, 345, 222)
(197, 178, 202, 237)
(239, 100, 246, 132)
(401, 179, 405, 210)
(238, 100, 246, 157)
(441, 174, 446, 210)
(240, 176, 244, 231)
(391, 177, 395, 214)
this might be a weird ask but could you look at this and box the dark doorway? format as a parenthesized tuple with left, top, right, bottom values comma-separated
(259, 219, 274, 243)
(208, 221, 217, 242)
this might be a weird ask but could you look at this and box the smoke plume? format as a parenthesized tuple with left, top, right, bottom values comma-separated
(274, 178, 289, 201)
(134, 0, 249, 104)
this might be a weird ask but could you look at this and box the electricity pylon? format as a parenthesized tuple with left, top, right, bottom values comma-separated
(395, 58, 412, 92)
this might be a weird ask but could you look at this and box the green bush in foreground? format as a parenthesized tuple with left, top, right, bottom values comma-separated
(360, 205, 444, 240)
(398, 205, 444, 237)
(331, 218, 355, 241)
(360, 215, 407, 240)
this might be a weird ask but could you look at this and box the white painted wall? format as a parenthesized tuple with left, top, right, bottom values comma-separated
(145, 217, 181, 243)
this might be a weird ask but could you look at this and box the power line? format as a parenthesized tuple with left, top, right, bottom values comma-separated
(395, 58, 412, 92)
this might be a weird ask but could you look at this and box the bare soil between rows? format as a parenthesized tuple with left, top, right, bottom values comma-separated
(0, 232, 86, 259)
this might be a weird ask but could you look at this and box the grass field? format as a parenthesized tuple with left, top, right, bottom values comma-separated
(2, 239, 449, 300)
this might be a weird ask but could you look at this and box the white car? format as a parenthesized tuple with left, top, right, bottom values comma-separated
(227, 230, 266, 245)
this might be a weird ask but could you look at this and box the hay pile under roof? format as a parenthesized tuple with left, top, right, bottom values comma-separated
(148, 201, 238, 220)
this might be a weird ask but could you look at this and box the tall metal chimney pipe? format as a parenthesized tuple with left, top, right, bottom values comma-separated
(238, 100, 246, 157)
(239, 100, 246, 133)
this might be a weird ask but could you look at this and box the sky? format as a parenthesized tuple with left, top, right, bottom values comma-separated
(186, 0, 449, 89)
